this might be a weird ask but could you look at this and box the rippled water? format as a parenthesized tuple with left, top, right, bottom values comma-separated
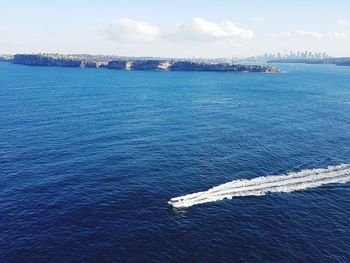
(1, 63, 350, 262)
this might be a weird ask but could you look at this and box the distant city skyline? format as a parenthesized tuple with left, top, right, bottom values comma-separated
(0, 0, 349, 57)
(237, 50, 332, 61)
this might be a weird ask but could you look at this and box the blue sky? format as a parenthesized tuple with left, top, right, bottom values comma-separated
(0, 0, 349, 57)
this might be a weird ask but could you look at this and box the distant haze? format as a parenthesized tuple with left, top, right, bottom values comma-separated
(0, 0, 349, 57)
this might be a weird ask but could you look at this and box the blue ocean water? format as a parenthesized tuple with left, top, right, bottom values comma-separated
(1, 62, 350, 262)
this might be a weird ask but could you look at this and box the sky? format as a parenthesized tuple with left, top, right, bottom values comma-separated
(0, 0, 349, 57)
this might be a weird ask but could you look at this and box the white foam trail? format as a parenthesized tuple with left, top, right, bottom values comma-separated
(169, 164, 350, 208)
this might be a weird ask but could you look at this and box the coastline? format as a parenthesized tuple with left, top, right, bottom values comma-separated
(2, 54, 280, 73)
(268, 58, 350, 67)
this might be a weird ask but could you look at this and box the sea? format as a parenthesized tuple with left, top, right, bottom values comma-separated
(1, 62, 350, 262)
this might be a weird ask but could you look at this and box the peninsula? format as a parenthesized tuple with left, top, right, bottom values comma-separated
(0, 54, 280, 73)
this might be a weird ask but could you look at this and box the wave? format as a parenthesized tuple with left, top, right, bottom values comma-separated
(169, 164, 350, 208)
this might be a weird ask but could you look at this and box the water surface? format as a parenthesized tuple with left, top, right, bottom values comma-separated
(1, 63, 350, 262)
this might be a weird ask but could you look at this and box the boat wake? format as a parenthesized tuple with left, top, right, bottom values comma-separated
(169, 164, 350, 208)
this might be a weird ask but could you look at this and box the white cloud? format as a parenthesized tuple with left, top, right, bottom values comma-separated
(253, 16, 265, 23)
(103, 18, 160, 42)
(337, 19, 350, 27)
(329, 32, 350, 39)
(294, 30, 323, 39)
(102, 17, 253, 43)
(271, 30, 350, 41)
(0, 31, 9, 38)
(271, 30, 323, 39)
(174, 17, 253, 41)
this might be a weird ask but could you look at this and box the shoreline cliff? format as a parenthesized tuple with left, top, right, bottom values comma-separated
(11, 54, 280, 73)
